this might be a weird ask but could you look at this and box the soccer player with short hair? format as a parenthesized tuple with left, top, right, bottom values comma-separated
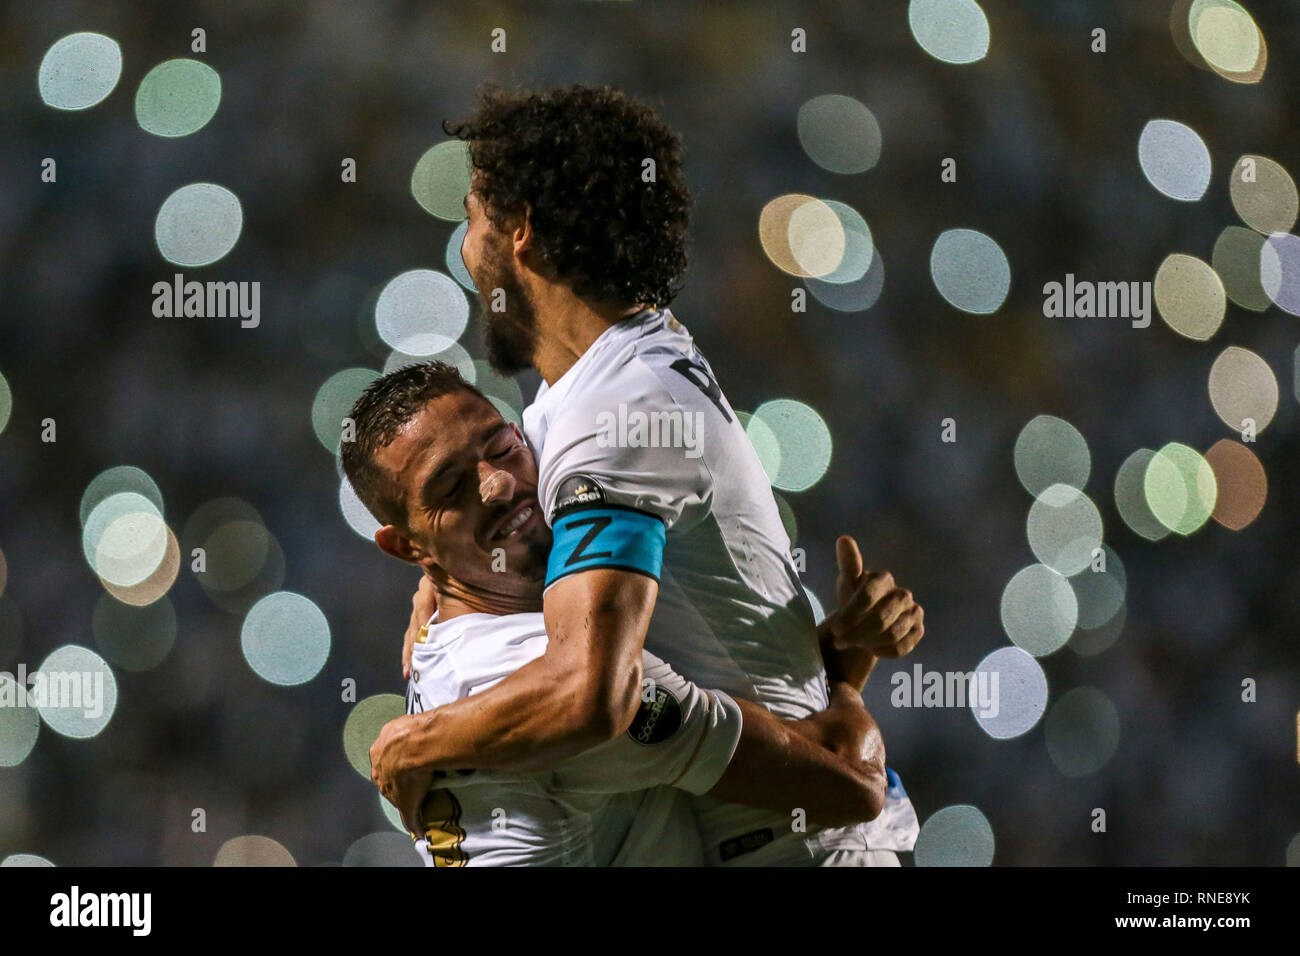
(369, 84, 924, 865)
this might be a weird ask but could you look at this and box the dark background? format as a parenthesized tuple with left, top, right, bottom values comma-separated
(1, 0, 1297, 866)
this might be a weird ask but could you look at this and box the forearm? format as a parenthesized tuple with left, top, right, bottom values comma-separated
(706, 691, 886, 827)
(817, 617, 878, 691)
(388, 651, 643, 775)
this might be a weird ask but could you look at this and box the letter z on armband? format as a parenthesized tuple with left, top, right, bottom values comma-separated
(544, 474, 666, 589)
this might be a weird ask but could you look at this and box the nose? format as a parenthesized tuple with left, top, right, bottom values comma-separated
(479, 466, 516, 505)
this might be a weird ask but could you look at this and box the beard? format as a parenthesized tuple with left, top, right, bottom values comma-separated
(517, 534, 550, 584)
(475, 238, 538, 375)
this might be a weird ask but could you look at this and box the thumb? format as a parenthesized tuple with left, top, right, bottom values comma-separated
(835, 535, 864, 604)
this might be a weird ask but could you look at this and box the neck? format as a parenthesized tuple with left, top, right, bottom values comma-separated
(530, 285, 650, 385)
(433, 575, 542, 620)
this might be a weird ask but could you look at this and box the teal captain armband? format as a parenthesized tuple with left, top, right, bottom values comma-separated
(545, 506, 666, 588)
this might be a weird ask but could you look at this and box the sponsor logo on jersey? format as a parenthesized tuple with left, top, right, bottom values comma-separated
(627, 683, 682, 745)
(719, 828, 775, 862)
(551, 473, 606, 520)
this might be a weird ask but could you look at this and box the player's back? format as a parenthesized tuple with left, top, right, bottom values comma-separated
(524, 308, 869, 864)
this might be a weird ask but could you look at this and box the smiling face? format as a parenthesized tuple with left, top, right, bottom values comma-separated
(460, 182, 539, 375)
(373, 388, 550, 603)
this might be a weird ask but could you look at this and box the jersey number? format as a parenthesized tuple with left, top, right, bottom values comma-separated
(561, 515, 614, 567)
(669, 358, 733, 423)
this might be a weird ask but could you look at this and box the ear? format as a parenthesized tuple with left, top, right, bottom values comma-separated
(511, 207, 534, 260)
(375, 525, 433, 567)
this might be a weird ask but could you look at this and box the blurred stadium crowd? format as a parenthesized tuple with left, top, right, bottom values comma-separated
(0, 0, 1297, 865)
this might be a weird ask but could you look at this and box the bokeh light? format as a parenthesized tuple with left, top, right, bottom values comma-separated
(213, 835, 297, 867)
(93, 593, 176, 672)
(374, 269, 468, 355)
(929, 228, 1010, 314)
(343, 693, 407, 778)
(446, 221, 477, 292)
(339, 474, 382, 540)
(796, 95, 882, 174)
(1013, 415, 1090, 496)
(773, 492, 798, 545)
(183, 497, 284, 614)
(1000, 564, 1078, 657)
(81, 492, 169, 587)
(806, 245, 886, 312)
(240, 592, 331, 686)
(1207, 345, 1277, 434)
(1068, 544, 1126, 632)
(100, 525, 180, 607)
(380, 793, 407, 833)
(1260, 232, 1300, 315)
(411, 140, 472, 221)
(1026, 484, 1103, 576)
(135, 58, 222, 137)
(1230, 155, 1298, 235)
(749, 399, 832, 492)
(311, 368, 380, 453)
(1153, 253, 1225, 340)
(1144, 442, 1217, 536)
(0, 672, 40, 767)
(0, 371, 11, 435)
(79, 465, 164, 527)
(1044, 686, 1120, 777)
(908, 0, 991, 65)
(739, 410, 781, 485)
(473, 361, 525, 424)
(1188, 0, 1267, 82)
(32, 645, 118, 739)
(155, 183, 244, 267)
(914, 805, 995, 866)
(1069, 604, 1126, 658)
(385, 340, 475, 380)
(1204, 438, 1267, 530)
(817, 202, 874, 283)
(787, 198, 847, 278)
(759, 194, 819, 278)
(1138, 119, 1211, 201)
(1191, 0, 1259, 69)
(1114, 449, 1171, 542)
(38, 32, 121, 111)
(971, 646, 1048, 740)
(1212, 226, 1270, 311)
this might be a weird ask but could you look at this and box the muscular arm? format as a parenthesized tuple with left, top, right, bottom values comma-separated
(371, 569, 654, 827)
(708, 683, 887, 826)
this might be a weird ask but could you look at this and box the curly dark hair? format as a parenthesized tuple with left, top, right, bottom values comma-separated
(340, 361, 491, 529)
(444, 83, 692, 308)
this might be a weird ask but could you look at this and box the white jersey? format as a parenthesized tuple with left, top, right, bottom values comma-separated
(406, 610, 742, 866)
(523, 307, 878, 865)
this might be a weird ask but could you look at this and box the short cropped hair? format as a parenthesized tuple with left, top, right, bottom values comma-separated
(341, 361, 491, 528)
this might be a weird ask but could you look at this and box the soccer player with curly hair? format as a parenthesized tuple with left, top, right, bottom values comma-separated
(367, 84, 924, 866)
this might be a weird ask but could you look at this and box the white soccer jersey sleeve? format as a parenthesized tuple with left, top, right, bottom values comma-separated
(549, 651, 742, 796)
